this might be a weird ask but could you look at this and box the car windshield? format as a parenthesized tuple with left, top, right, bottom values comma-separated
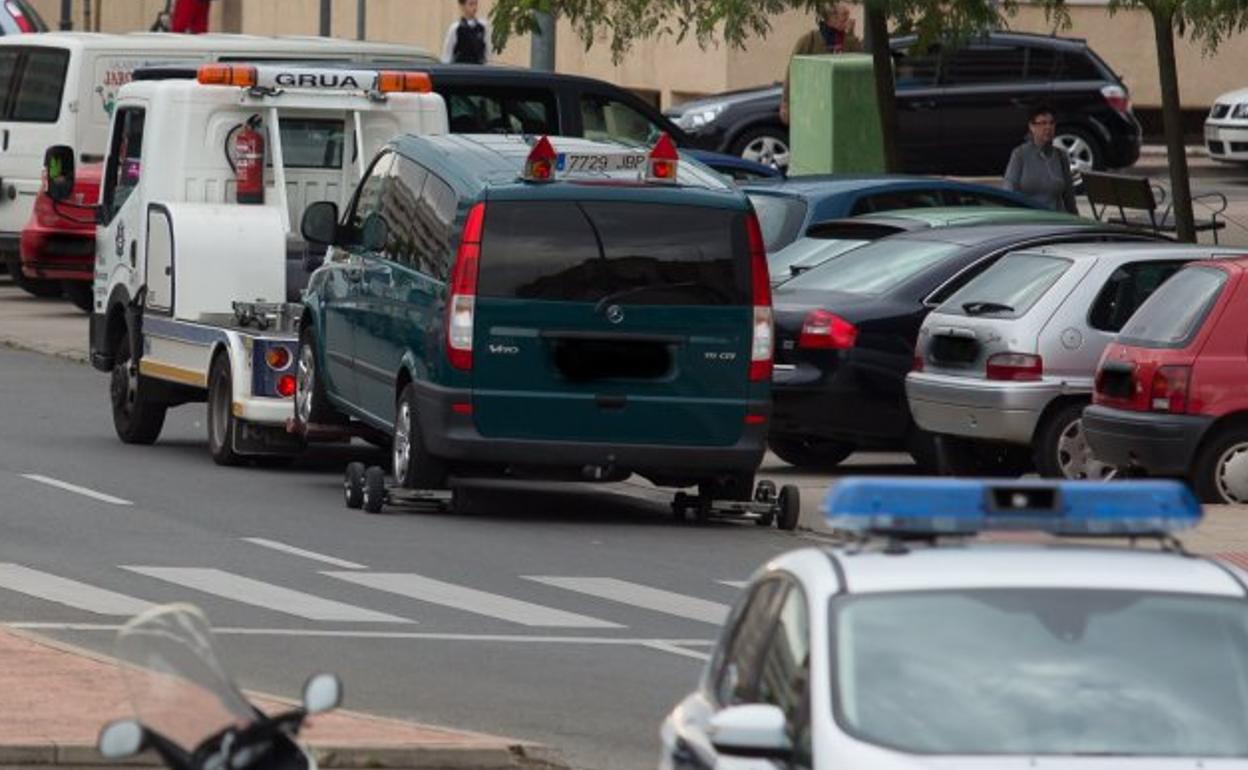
(783, 238, 960, 296)
(833, 589, 1248, 757)
(1118, 265, 1227, 349)
(769, 238, 869, 281)
(939, 254, 1073, 318)
(746, 192, 807, 252)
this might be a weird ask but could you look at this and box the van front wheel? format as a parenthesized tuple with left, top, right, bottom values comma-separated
(393, 384, 448, 490)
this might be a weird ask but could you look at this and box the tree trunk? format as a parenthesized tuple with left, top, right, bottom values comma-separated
(864, 0, 900, 173)
(1152, 10, 1195, 242)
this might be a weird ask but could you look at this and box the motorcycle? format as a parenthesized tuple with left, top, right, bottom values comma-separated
(97, 603, 342, 770)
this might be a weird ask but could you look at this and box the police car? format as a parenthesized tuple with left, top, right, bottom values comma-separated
(661, 478, 1248, 769)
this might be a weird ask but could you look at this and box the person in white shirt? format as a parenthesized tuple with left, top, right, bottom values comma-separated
(441, 0, 492, 64)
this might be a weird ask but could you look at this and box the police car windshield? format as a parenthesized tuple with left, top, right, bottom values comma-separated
(834, 589, 1248, 757)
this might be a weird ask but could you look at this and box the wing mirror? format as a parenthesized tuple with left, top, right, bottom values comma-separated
(302, 672, 343, 715)
(708, 704, 792, 760)
(44, 145, 76, 203)
(301, 201, 341, 247)
(97, 719, 146, 759)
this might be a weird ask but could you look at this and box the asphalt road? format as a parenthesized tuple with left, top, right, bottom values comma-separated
(0, 345, 815, 770)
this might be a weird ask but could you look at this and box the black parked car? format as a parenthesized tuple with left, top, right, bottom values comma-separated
(767, 223, 1160, 470)
(668, 31, 1142, 176)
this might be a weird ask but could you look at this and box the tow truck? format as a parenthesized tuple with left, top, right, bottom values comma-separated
(44, 63, 447, 464)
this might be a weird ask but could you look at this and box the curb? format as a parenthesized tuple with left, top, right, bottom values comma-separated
(0, 337, 89, 365)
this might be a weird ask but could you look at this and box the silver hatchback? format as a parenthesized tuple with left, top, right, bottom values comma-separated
(907, 243, 1230, 479)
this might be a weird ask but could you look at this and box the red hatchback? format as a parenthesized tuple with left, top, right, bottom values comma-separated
(18, 163, 101, 311)
(1084, 256, 1248, 503)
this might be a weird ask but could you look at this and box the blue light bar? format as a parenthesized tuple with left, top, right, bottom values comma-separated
(824, 478, 1202, 537)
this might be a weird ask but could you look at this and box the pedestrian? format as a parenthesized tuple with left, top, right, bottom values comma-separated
(169, 0, 211, 34)
(779, 2, 862, 125)
(1003, 105, 1078, 214)
(441, 0, 492, 65)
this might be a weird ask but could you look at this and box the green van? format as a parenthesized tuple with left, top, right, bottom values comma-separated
(297, 134, 773, 506)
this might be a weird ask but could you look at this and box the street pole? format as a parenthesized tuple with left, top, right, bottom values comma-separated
(319, 0, 331, 37)
(530, 10, 555, 71)
(59, 0, 71, 30)
(356, 0, 366, 40)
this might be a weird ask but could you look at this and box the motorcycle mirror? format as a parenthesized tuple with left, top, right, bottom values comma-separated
(98, 719, 146, 759)
(302, 673, 343, 715)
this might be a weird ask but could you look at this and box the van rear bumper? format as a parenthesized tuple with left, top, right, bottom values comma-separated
(412, 381, 768, 478)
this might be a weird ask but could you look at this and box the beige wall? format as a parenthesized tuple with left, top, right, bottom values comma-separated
(24, 0, 1246, 110)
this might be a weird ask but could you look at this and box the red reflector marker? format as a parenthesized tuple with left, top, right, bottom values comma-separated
(745, 414, 767, 425)
(648, 132, 679, 182)
(451, 402, 473, 415)
(276, 374, 297, 398)
(524, 136, 557, 182)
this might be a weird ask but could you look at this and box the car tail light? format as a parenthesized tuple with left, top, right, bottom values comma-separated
(276, 374, 297, 398)
(6, 2, 33, 33)
(986, 352, 1042, 381)
(746, 213, 773, 382)
(1101, 84, 1132, 115)
(799, 309, 857, 350)
(1150, 365, 1190, 413)
(447, 202, 485, 371)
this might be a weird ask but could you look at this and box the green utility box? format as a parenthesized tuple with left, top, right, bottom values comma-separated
(789, 53, 885, 175)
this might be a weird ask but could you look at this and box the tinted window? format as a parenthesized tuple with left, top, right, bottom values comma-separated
(834, 590, 1248, 756)
(349, 153, 393, 230)
(1059, 51, 1103, 81)
(747, 193, 807, 252)
(771, 238, 869, 281)
(944, 45, 1025, 85)
(102, 107, 145, 220)
(939, 254, 1072, 318)
(942, 189, 1026, 208)
(1119, 266, 1227, 348)
(274, 118, 344, 169)
(785, 238, 960, 296)
(714, 580, 786, 705)
(1088, 260, 1186, 333)
(0, 51, 18, 100)
(445, 90, 556, 135)
(894, 51, 938, 88)
(10, 49, 69, 122)
(1024, 47, 1058, 80)
(758, 586, 812, 769)
(479, 201, 749, 304)
(580, 93, 661, 146)
(382, 157, 457, 280)
(850, 189, 944, 215)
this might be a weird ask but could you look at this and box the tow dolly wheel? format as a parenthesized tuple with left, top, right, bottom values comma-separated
(362, 465, 387, 514)
(344, 462, 366, 509)
(754, 480, 777, 504)
(694, 484, 715, 525)
(777, 485, 801, 531)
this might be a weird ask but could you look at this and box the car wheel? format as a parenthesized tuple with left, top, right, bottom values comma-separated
(110, 332, 166, 445)
(936, 435, 1032, 477)
(4, 255, 62, 297)
(62, 281, 94, 312)
(1034, 401, 1119, 480)
(769, 436, 854, 469)
(393, 383, 448, 490)
(294, 325, 344, 426)
(1192, 427, 1248, 504)
(207, 354, 243, 466)
(1054, 127, 1104, 175)
(729, 126, 790, 172)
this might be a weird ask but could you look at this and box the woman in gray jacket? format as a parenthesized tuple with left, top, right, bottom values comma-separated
(1004, 105, 1078, 214)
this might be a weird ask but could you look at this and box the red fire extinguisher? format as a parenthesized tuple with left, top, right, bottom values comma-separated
(232, 115, 264, 205)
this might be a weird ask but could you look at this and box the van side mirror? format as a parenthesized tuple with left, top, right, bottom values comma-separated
(44, 145, 76, 202)
(301, 201, 340, 246)
(708, 704, 792, 760)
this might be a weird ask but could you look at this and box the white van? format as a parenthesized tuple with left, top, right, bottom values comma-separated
(0, 32, 434, 282)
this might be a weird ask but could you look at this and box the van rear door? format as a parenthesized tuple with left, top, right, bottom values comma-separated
(471, 198, 754, 446)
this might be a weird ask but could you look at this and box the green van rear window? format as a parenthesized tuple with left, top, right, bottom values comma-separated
(477, 200, 750, 305)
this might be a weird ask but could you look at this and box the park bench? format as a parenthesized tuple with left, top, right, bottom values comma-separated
(1082, 170, 1227, 243)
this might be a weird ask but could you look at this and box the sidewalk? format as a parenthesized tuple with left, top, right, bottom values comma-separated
(0, 626, 565, 770)
(0, 281, 88, 364)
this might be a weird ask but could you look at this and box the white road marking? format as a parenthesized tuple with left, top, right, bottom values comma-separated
(0, 563, 153, 615)
(21, 474, 132, 506)
(122, 567, 409, 623)
(640, 641, 713, 661)
(324, 572, 621, 628)
(242, 538, 366, 570)
(524, 577, 729, 625)
(717, 580, 748, 589)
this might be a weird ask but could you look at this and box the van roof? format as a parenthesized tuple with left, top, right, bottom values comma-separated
(0, 31, 433, 59)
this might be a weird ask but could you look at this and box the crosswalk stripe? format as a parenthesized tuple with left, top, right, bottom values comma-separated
(242, 538, 367, 569)
(122, 567, 409, 623)
(523, 577, 729, 625)
(718, 580, 748, 589)
(0, 563, 153, 616)
(324, 572, 622, 628)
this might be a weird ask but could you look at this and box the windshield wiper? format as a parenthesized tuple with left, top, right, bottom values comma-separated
(962, 300, 1015, 316)
(592, 282, 715, 313)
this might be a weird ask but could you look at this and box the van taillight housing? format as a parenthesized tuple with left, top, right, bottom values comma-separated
(447, 202, 485, 371)
(746, 213, 773, 382)
(1150, 365, 1191, 413)
(986, 352, 1043, 381)
(799, 309, 857, 350)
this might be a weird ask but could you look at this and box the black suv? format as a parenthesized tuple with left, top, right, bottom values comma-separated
(668, 32, 1142, 176)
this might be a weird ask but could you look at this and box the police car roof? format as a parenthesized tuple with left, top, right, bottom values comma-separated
(394, 133, 746, 204)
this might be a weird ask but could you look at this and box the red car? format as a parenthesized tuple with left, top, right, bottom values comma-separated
(19, 163, 101, 311)
(1084, 256, 1248, 504)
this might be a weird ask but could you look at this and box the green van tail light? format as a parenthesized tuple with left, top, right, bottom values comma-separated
(1150, 365, 1191, 413)
(447, 202, 486, 371)
(747, 212, 773, 382)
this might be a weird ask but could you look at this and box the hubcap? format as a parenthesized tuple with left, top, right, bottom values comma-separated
(393, 401, 412, 483)
(741, 136, 790, 171)
(296, 343, 315, 424)
(1054, 134, 1095, 174)
(1057, 417, 1118, 480)
(1215, 443, 1248, 503)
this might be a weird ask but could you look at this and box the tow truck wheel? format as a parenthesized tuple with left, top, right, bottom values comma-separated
(208, 354, 244, 466)
(362, 466, 387, 514)
(393, 384, 448, 490)
(777, 485, 801, 531)
(110, 333, 166, 445)
(344, 462, 366, 509)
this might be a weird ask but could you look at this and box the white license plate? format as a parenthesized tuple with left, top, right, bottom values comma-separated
(556, 152, 648, 174)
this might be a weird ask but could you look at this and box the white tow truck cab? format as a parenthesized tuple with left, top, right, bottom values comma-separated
(44, 62, 447, 465)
